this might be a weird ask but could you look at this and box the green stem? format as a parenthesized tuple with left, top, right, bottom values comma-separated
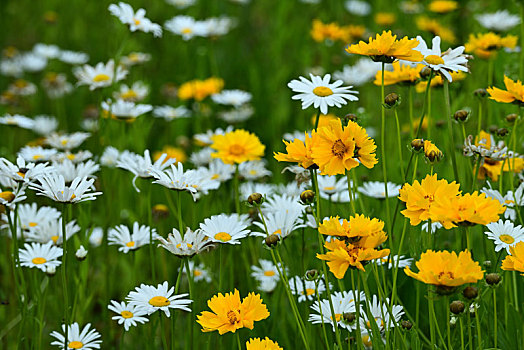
(459, 317, 464, 350)
(443, 80, 460, 183)
(61, 203, 69, 350)
(346, 170, 357, 215)
(394, 109, 406, 182)
(446, 296, 451, 350)
(493, 288, 497, 348)
(314, 283, 332, 350)
(236, 332, 242, 350)
(314, 109, 322, 131)
(234, 164, 240, 213)
(474, 307, 482, 350)
(381, 62, 391, 233)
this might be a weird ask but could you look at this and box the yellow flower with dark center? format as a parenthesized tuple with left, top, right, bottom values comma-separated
(398, 174, 461, 226)
(404, 250, 484, 287)
(178, 77, 224, 101)
(346, 30, 423, 63)
(211, 129, 265, 164)
(274, 131, 316, 169)
(479, 157, 524, 181)
(487, 75, 524, 105)
(345, 120, 378, 169)
(319, 215, 387, 248)
(465, 32, 518, 59)
(374, 62, 424, 86)
(246, 337, 283, 350)
(196, 289, 270, 334)
(374, 13, 396, 26)
(501, 242, 524, 276)
(416, 16, 456, 43)
(428, 0, 458, 13)
(154, 146, 187, 164)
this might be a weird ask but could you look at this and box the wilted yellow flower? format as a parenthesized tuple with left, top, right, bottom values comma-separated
(487, 75, 524, 105)
(310, 20, 364, 43)
(423, 140, 443, 163)
(479, 157, 524, 182)
(501, 242, 524, 275)
(465, 32, 517, 59)
(211, 129, 265, 164)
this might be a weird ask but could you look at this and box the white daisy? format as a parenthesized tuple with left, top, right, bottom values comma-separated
(45, 132, 90, 150)
(476, 10, 521, 32)
(358, 181, 401, 199)
(165, 0, 196, 9)
(253, 206, 305, 240)
(117, 150, 176, 192)
(126, 281, 192, 317)
(26, 218, 80, 245)
(108, 222, 158, 253)
(119, 52, 151, 66)
(148, 162, 201, 199)
(73, 60, 127, 90)
(164, 16, 207, 40)
(153, 105, 191, 121)
(32, 115, 58, 135)
(318, 175, 352, 203)
(0, 113, 34, 129)
(101, 99, 153, 121)
(485, 219, 524, 253)
(108, 300, 149, 331)
(19, 52, 47, 72)
(360, 295, 403, 332)
(239, 160, 272, 180)
(0, 156, 52, 183)
(89, 228, 104, 247)
(288, 74, 359, 115)
(59, 50, 89, 65)
(1, 202, 60, 234)
(52, 151, 93, 164)
(42, 72, 74, 98)
(52, 160, 100, 183)
(17, 146, 57, 163)
(374, 255, 413, 269)
(114, 81, 149, 102)
(100, 147, 122, 167)
(199, 213, 251, 244)
(19, 241, 62, 272)
(185, 167, 222, 197)
(194, 126, 234, 146)
(8, 79, 37, 96)
(30, 174, 102, 203)
(481, 182, 524, 221)
(50, 323, 102, 349)
(218, 105, 254, 123)
(211, 89, 252, 107)
(205, 159, 235, 183)
(309, 290, 366, 331)
(0, 186, 27, 210)
(239, 182, 275, 200)
(333, 59, 383, 86)
(108, 2, 162, 37)
(344, 0, 371, 16)
(157, 227, 213, 257)
(421, 220, 443, 233)
(201, 17, 235, 37)
(251, 259, 283, 292)
(190, 147, 215, 167)
(283, 130, 307, 142)
(274, 181, 308, 198)
(32, 43, 61, 59)
(289, 275, 326, 302)
(75, 245, 88, 260)
(180, 261, 212, 283)
(261, 193, 305, 215)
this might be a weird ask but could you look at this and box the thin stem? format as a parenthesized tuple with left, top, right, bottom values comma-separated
(474, 307, 482, 350)
(346, 170, 357, 215)
(459, 317, 465, 350)
(493, 288, 497, 348)
(234, 164, 240, 213)
(314, 109, 322, 131)
(394, 109, 406, 182)
(236, 332, 242, 350)
(314, 282, 332, 350)
(446, 296, 451, 350)
(443, 80, 459, 183)
(61, 203, 70, 350)
(381, 62, 391, 233)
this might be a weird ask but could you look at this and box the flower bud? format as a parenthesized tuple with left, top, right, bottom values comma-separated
(473, 88, 488, 98)
(485, 272, 501, 286)
(345, 113, 358, 122)
(384, 93, 400, 107)
(450, 316, 457, 327)
(46, 265, 56, 277)
(248, 193, 263, 205)
(454, 109, 470, 122)
(483, 260, 492, 268)
(506, 113, 518, 124)
(411, 139, 424, 151)
(300, 190, 315, 205)
(343, 312, 356, 323)
(401, 320, 412, 330)
(488, 124, 498, 134)
(152, 204, 169, 220)
(462, 286, 478, 300)
(496, 128, 509, 137)
(305, 269, 319, 281)
(420, 66, 432, 79)
(450, 300, 465, 314)
(265, 234, 280, 248)
(75, 245, 88, 261)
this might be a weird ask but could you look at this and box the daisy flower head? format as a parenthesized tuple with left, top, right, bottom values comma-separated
(344, 0, 371, 16)
(485, 220, 524, 254)
(19, 241, 62, 272)
(199, 213, 251, 244)
(346, 30, 423, 63)
(114, 81, 149, 102)
(45, 132, 90, 151)
(164, 16, 207, 40)
(1, 202, 60, 234)
(148, 162, 202, 200)
(73, 59, 127, 90)
(210, 129, 265, 164)
(317, 174, 352, 203)
(0, 113, 34, 129)
(50, 323, 102, 350)
(309, 290, 365, 331)
(127, 281, 192, 317)
(360, 295, 403, 332)
(0, 156, 52, 183)
(26, 218, 80, 245)
(251, 259, 283, 293)
(211, 89, 252, 107)
(375, 254, 413, 269)
(157, 227, 213, 257)
(246, 337, 282, 350)
(288, 275, 326, 302)
(119, 52, 151, 66)
(476, 10, 521, 32)
(153, 105, 191, 121)
(253, 205, 305, 240)
(101, 98, 153, 121)
(358, 181, 401, 199)
(180, 261, 212, 283)
(32, 115, 59, 135)
(465, 32, 518, 59)
(501, 241, 524, 275)
(59, 50, 89, 65)
(108, 2, 162, 37)
(194, 126, 233, 146)
(108, 222, 158, 253)
(108, 300, 149, 331)
(219, 105, 254, 123)
(487, 75, 524, 106)
(197, 289, 270, 334)
(0, 185, 27, 210)
(288, 74, 358, 115)
(42, 72, 74, 99)
(30, 174, 102, 204)
(333, 59, 382, 87)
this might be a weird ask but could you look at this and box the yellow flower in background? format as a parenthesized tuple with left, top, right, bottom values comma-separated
(428, 0, 458, 13)
(153, 146, 187, 164)
(501, 242, 524, 275)
(211, 129, 265, 164)
(374, 12, 396, 26)
(398, 174, 461, 226)
(274, 132, 316, 169)
(423, 140, 443, 163)
(374, 62, 424, 86)
(415, 71, 467, 92)
(311, 113, 338, 128)
(246, 337, 283, 350)
(178, 77, 224, 101)
(197, 289, 270, 334)
(416, 16, 456, 43)
(404, 250, 484, 287)
(479, 157, 524, 182)
(346, 30, 423, 63)
(487, 75, 524, 105)
(310, 20, 365, 43)
(402, 117, 429, 134)
(465, 32, 518, 59)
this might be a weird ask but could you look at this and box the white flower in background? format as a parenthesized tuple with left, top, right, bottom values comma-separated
(358, 181, 401, 199)
(126, 281, 192, 317)
(164, 16, 207, 40)
(157, 227, 213, 257)
(211, 89, 252, 107)
(422, 220, 443, 233)
(8, 79, 37, 96)
(201, 17, 235, 37)
(119, 52, 151, 66)
(190, 147, 214, 166)
(59, 50, 89, 65)
(42, 72, 74, 98)
(0, 185, 27, 210)
(414, 36, 469, 82)
(333, 59, 383, 86)
(0, 114, 34, 129)
(239, 182, 275, 199)
(108, 222, 158, 253)
(117, 150, 176, 192)
(283, 130, 307, 142)
(148, 162, 201, 199)
(109, 2, 162, 37)
(374, 255, 413, 269)
(485, 219, 524, 253)
(253, 206, 305, 240)
(74, 59, 127, 90)
(165, 0, 196, 9)
(32, 43, 60, 59)
(345, 0, 371, 16)
(108, 300, 149, 331)
(50, 323, 102, 349)
(239, 160, 271, 180)
(101, 146, 122, 167)
(0, 156, 51, 183)
(360, 295, 403, 332)
(200, 213, 251, 245)
(219, 105, 254, 123)
(180, 261, 212, 283)
(32, 115, 58, 135)
(194, 126, 234, 146)
(251, 259, 283, 293)
(20, 52, 47, 72)
(309, 290, 365, 331)
(0, 58, 24, 77)
(52, 150, 94, 164)
(101, 99, 153, 121)
(114, 81, 149, 102)
(30, 174, 102, 203)
(481, 182, 524, 221)
(26, 218, 80, 245)
(75, 245, 88, 260)
(153, 105, 191, 121)
(52, 159, 100, 183)
(19, 241, 62, 272)
(45, 132, 90, 150)
(288, 74, 359, 115)
(204, 159, 234, 182)
(317, 175, 353, 203)
(262, 193, 305, 215)
(476, 10, 521, 32)
(289, 275, 326, 302)
(1, 203, 60, 234)
(89, 227, 104, 247)
(185, 167, 222, 197)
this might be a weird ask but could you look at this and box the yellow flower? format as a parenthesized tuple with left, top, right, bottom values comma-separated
(178, 77, 224, 101)
(374, 62, 423, 86)
(430, 192, 505, 229)
(415, 16, 456, 43)
(428, 0, 458, 13)
(319, 215, 387, 248)
(374, 13, 396, 26)
(415, 71, 467, 92)
(398, 174, 461, 226)
(479, 157, 524, 182)
(274, 132, 315, 169)
(153, 146, 187, 164)
(487, 75, 524, 105)
(312, 113, 339, 128)
(404, 250, 484, 287)
(345, 30, 423, 63)
(465, 32, 517, 59)
(311, 19, 349, 43)
(402, 117, 428, 134)
(501, 242, 524, 276)
(423, 140, 443, 163)
(197, 289, 270, 334)
(246, 337, 283, 350)
(211, 129, 265, 164)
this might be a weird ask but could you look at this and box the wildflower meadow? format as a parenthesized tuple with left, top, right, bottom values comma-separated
(2, 0, 524, 349)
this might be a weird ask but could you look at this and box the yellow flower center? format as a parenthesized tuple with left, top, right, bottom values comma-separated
(32, 154, 42, 160)
(121, 90, 138, 100)
(305, 288, 315, 296)
(0, 191, 15, 203)
(149, 296, 170, 307)
(331, 139, 348, 158)
(273, 229, 282, 236)
(14, 80, 28, 88)
(249, 169, 257, 175)
(126, 241, 136, 247)
(214, 232, 232, 242)
(366, 317, 384, 329)
(134, 18, 141, 25)
(229, 144, 246, 156)
(324, 186, 335, 191)
(211, 174, 220, 180)
(264, 270, 276, 277)
(331, 313, 342, 322)
(29, 222, 38, 227)
(227, 310, 240, 324)
(66, 154, 76, 160)
(121, 310, 134, 319)
(61, 139, 69, 145)
(93, 74, 111, 82)
(362, 335, 372, 347)
(51, 235, 59, 243)
(504, 200, 515, 205)
(499, 234, 515, 244)
(68, 341, 84, 349)
(32, 257, 47, 264)
(194, 269, 202, 277)
(17, 172, 26, 178)
(425, 55, 445, 65)
(313, 86, 334, 97)
(182, 28, 192, 34)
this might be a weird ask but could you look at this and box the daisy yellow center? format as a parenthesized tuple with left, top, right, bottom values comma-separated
(211, 174, 220, 180)
(331, 139, 348, 158)
(362, 335, 372, 347)
(194, 269, 202, 277)
(305, 288, 315, 296)
(313, 86, 334, 97)
(499, 234, 515, 244)
(32, 257, 46, 264)
(68, 341, 83, 349)
(366, 318, 384, 329)
(14, 80, 28, 88)
(264, 270, 276, 277)
(128, 53, 140, 62)
(67, 154, 76, 160)
(17, 172, 26, 178)
(61, 139, 69, 145)
(149, 296, 170, 307)
(121, 90, 138, 100)
(133, 18, 141, 25)
(425, 55, 445, 65)
(330, 313, 342, 322)
(182, 28, 192, 34)
(214, 232, 232, 242)
(32, 154, 42, 160)
(51, 235, 59, 243)
(121, 310, 134, 319)
(504, 200, 515, 205)
(227, 310, 240, 324)
(324, 186, 335, 191)
(0, 191, 15, 202)
(126, 241, 136, 247)
(29, 222, 38, 227)
(229, 144, 245, 156)
(249, 170, 257, 175)
(93, 74, 111, 82)
(273, 229, 282, 236)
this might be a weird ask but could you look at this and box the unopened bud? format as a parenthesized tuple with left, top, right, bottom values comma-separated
(473, 88, 488, 98)
(46, 265, 56, 276)
(420, 66, 432, 79)
(345, 113, 358, 122)
(411, 139, 424, 151)
(247, 193, 263, 205)
(462, 286, 478, 300)
(506, 113, 518, 124)
(75, 245, 88, 261)
(454, 109, 470, 122)
(343, 312, 356, 323)
(300, 190, 315, 204)
(305, 269, 319, 281)
(485, 273, 501, 286)
(265, 234, 280, 248)
(401, 320, 412, 330)
(450, 300, 465, 314)
(496, 128, 509, 137)
(152, 204, 169, 220)
(384, 93, 400, 107)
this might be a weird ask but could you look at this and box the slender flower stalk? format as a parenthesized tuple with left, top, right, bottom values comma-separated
(381, 62, 392, 231)
(443, 79, 460, 182)
(61, 204, 69, 350)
